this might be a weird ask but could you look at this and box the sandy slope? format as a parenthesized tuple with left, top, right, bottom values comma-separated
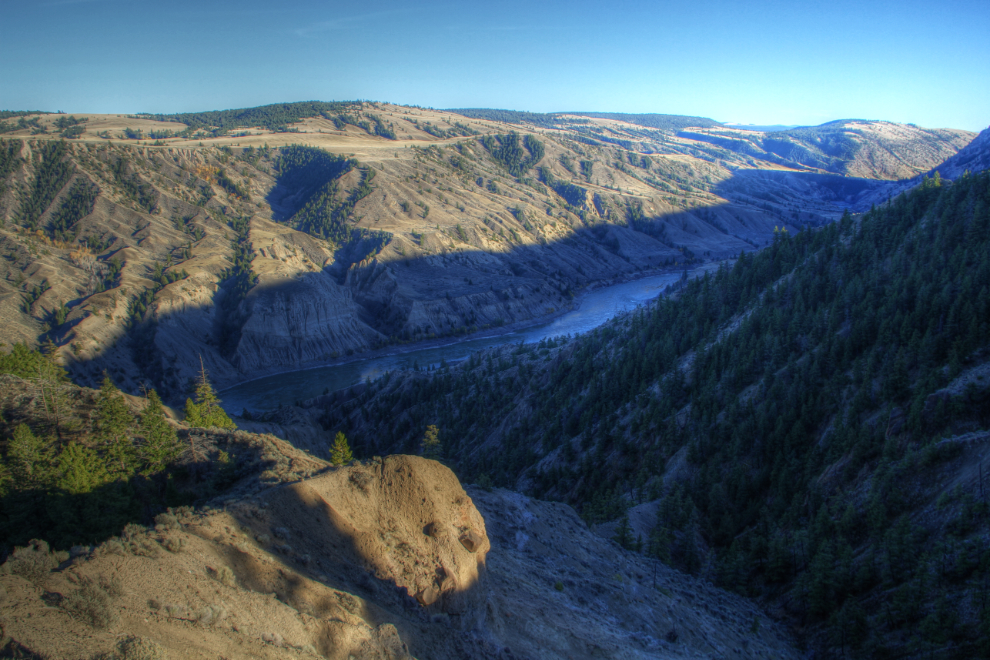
(1, 453, 799, 659)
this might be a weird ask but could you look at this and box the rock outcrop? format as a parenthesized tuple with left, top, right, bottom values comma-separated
(0, 452, 800, 659)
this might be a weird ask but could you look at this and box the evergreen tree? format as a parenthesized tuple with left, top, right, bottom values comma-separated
(94, 376, 137, 479)
(48, 440, 137, 547)
(613, 513, 632, 549)
(420, 424, 441, 460)
(329, 431, 353, 466)
(7, 423, 52, 488)
(54, 441, 109, 495)
(38, 339, 70, 438)
(648, 523, 672, 563)
(2, 424, 54, 546)
(184, 359, 235, 429)
(139, 389, 180, 473)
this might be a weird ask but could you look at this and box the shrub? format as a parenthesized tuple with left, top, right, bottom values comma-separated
(161, 536, 187, 553)
(1, 539, 61, 586)
(216, 566, 236, 587)
(122, 523, 146, 540)
(162, 603, 188, 619)
(128, 538, 161, 557)
(62, 577, 119, 629)
(95, 538, 127, 557)
(194, 604, 228, 626)
(153, 512, 180, 531)
(261, 632, 284, 647)
(115, 635, 169, 660)
(99, 573, 124, 598)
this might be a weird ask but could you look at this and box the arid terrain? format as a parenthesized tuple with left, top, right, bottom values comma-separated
(0, 104, 977, 402)
(0, 371, 800, 659)
(2, 102, 988, 659)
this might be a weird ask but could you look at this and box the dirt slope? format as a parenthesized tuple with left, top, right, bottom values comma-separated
(1, 455, 800, 659)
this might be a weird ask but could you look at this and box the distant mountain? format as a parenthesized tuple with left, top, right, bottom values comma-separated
(841, 124, 990, 210)
(0, 104, 978, 401)
(138, 100, 361, 132)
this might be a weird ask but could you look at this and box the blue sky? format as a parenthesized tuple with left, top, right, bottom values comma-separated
(1, 0, 988, 131)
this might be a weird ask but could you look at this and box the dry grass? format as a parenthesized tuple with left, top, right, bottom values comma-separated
(61, 576, 119, 629)
(0, 539, 66, 586)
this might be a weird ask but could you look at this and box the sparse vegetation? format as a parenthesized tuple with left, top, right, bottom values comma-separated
(111, 636, 170, 660)
(61, 575, 119, 629)
(0, 539, 64, 585)
(18, 141, 74, 230)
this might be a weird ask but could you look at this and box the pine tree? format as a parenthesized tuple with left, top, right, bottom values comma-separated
(184, 358, 235, 430)
(329, 431, 353, 466)
(55, 441, 109, 494)
(613, 514, 632, 549)
(37, 340, 69, 439)
(421, 424, 441, 460)
(648, 523, 672, 563)
(140, 389, 180, 473)
(94, 375, 137, 479)
(7, 423, 52, 488)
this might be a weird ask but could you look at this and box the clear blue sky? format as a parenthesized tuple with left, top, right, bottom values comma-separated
(2, 0, 987, 131)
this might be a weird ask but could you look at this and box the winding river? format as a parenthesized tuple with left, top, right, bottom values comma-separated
(220, 270, 688, 414)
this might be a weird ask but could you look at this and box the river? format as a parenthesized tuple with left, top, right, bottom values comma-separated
(220, 270, 688, 414)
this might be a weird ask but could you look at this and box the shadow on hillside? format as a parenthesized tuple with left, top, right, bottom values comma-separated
(712, 168, 892, 213)
(59, 163, 843, 408)
(218, 458, 488, 657)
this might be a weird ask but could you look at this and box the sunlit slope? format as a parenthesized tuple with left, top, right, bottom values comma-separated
(0, 102, 976, 398)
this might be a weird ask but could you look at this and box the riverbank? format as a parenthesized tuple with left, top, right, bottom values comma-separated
(219, 264, 725, 413)
(218, 263, 705, 397)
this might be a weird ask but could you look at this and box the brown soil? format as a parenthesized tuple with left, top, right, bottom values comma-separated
(1, 454, 800, 659)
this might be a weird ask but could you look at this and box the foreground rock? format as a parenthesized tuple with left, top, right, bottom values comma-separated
(1, 455, 798, 659)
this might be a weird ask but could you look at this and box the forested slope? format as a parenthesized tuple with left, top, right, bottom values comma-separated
(326, 171, 990, 657)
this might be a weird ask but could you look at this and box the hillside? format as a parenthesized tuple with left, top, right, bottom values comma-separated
(1, 101, 987, 658)
(932, 124, 990, 180)
(311, 171, 990, 656)
(678, 120, 974, 181)
(0, 368, 800, 659)
(0, 103, 975, 404)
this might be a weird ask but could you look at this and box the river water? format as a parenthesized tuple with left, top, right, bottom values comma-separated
(220, 270, 687, 414)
